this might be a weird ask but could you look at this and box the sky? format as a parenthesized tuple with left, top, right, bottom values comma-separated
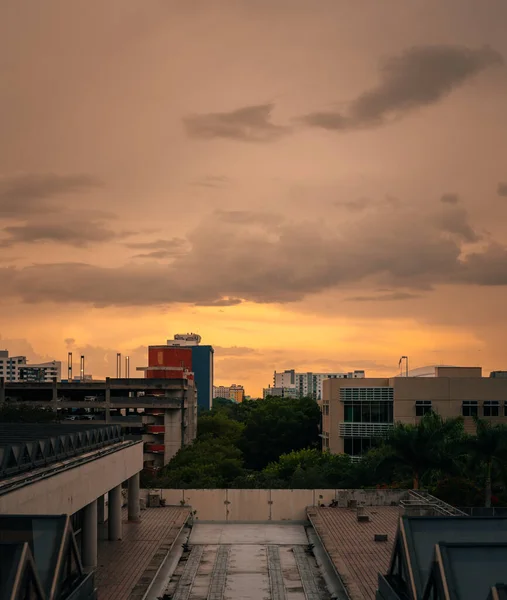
(1, 0, 507, 396)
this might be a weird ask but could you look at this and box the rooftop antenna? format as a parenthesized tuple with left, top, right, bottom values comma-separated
(80, 355, 85, 381)
(125, 355, 130, 378)
(116, 353, 121, 378)
(68, 352, 73, 381)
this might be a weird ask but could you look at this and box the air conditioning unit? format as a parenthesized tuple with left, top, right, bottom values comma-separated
(148, 493, 160, 508)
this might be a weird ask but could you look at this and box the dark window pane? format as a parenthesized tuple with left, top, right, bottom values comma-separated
(352, 404, 362, 422)
(344, 438, 353, 454)
(344, 403, 353, 422)
(361, 402, 371, 423)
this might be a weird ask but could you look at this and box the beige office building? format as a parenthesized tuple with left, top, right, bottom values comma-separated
(321, 366, 507, 456)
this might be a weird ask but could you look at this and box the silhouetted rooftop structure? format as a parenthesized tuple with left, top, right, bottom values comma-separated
(0, 514, 95, 599)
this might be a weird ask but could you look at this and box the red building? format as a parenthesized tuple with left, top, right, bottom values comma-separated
(144, 345, 194, 381)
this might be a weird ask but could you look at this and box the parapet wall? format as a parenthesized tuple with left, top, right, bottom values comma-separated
(140, 488, 408, 521)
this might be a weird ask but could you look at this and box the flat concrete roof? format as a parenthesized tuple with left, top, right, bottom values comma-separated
(308, 506, 400, 600)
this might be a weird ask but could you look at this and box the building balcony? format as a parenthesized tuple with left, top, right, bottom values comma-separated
(145, 443, 165, 454)
(145, 425, 165, 434)
(339, 422, 393, 438)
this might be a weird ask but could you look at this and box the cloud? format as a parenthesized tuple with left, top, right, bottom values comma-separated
(191, 175, 231, 188)
(214, 346, 259, 357)
(194, 298, 242, 307)
(334, 196, 401, 212)
(126, 237, 187, 251)
(345, 292, 421, 302)
(0, 222, 131, 248)
(0, 173, 102, 217)
(127, 238, 188, 259)
(301, 45, 503, 131)
(0, 203, 505, 306)
(497, 182, 507, 197)
(432, 205, 481, 243)
(440, 193, 460, 204)
(183, 103, 290, 142)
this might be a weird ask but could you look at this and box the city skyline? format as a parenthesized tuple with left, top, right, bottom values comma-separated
(2, 1, 507, 397)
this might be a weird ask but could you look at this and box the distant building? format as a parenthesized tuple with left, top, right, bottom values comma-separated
(0, 350, 61, 382)
(262, 386, 300, 399)
(321, 365, 507, 457)
(137, 334, 213, 411)
(213, 384, 245, 403)
(272, 369, 365, 400)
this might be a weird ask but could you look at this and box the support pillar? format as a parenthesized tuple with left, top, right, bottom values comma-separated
(82, 500, 98, 570)
(97, 495, 105, 524)
(128, 473, 140, 522)
(108, 485, 122, 541)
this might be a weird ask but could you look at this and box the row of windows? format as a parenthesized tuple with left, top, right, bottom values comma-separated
(340, 387, 393, 402)
(343, 437, 375, 456)
(343, 401, 393, 423)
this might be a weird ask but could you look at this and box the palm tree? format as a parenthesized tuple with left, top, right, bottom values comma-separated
(381, 412, 465, 489)
(470, 418, 507, 508)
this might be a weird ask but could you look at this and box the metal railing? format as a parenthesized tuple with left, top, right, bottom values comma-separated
(400, 490, 468, 516)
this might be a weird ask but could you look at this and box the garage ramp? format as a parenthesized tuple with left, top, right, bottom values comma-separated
(156, 524, 332, 600)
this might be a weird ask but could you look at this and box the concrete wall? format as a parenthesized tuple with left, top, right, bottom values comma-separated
(0, 442, 143, 515)
(139, 488, 403, 521)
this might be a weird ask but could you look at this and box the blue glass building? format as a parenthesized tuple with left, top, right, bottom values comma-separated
(191, 344, 214, 411)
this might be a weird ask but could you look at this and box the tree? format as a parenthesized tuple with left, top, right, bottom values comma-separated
(469, 418, 507, 507)
(238, 396, 321, 470)
(380, 412, 466, 489)
(197, 413, 245, 444)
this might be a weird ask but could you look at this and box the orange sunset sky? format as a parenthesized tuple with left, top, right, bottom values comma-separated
(1, 1, 507, 396)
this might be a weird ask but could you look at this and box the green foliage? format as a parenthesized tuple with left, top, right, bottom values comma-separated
(197, 413, 245, 444)
(0, 404, 56, 423)
(378, 412, 466, 489)
(145, 400, 507, 507)
(238, 396, 321, 470)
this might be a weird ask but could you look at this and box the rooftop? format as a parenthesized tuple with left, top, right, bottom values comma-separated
(95, 506, 188, 600)
(307, 506, 400, 600)
(0, 423, 124, 481)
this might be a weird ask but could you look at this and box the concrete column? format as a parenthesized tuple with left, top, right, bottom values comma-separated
(105, 378, 111, 423)
(128, 473, 140, 521)
(108, 485, 122, 540)
(97, 495, 105, 524)
(82, 500, 98, 569)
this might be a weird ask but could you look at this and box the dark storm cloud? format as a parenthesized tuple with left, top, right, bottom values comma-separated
(1, 204, 506, 306)
(183, 103, 289, 142)
(497, 182, 507, 197)
(0, 173, 102, 217)
(301, 45, 503, 131)
(0, 222, 130, 247)
(440, 193, 460, 204)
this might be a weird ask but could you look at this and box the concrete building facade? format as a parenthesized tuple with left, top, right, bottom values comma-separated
(0, 423, 144, 596)
(321, 366, 507, 456)
(0, 350, 61, 382)
(1, 377, 197, 470)
(272, 368, 366, 400)
(213, 383, 245, 403)
(142, 334, 214, 411)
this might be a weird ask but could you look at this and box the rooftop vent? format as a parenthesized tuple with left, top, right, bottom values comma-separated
(357, 506, 370, 522)
(374, 534, 388, 542)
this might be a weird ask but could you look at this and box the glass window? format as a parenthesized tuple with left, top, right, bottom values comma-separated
(415, 400, 432, 417)
(483, 401, 499, 417)
(462, 401, 478, 417)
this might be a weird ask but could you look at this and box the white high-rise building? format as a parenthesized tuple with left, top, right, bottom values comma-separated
(272, 369, 365, 400)
(0, 350, 62, 382)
